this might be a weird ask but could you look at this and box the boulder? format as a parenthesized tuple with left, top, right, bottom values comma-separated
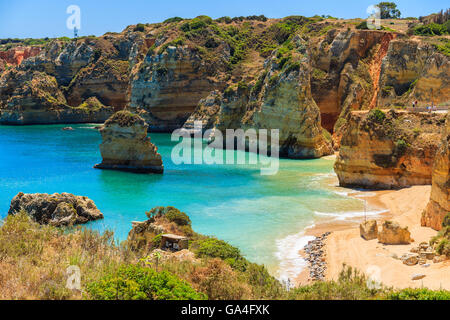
(378, 221, 413, 245)
(433, 255, 447, 263)
(360, 220, 378, 240)
(8, 192, 103, 226)
(94, 111, 164, 174)
(411, 274, 426, 281)
(401, 253, 419, 266)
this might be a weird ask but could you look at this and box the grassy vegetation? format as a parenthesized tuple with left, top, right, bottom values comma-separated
(0, 209, 449, 300)
(430, 213, 450, 257)
(104, 110, 143, 127)
(413, 22, 450, 36)
(86, 264, 206, 300)
(368, 108, 386, 124)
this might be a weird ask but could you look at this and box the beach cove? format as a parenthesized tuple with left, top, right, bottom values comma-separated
(0, 123, 383, 281)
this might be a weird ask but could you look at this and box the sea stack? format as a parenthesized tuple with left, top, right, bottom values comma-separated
(94, 110, 164, 174)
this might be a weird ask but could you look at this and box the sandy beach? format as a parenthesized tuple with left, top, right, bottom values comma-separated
(296, 185, 450, 290)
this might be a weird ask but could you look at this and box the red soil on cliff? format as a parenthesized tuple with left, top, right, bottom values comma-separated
(368, 33, 396, 109)
(0, 47, 41, 66)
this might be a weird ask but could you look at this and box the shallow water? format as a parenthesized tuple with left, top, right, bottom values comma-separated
(0, 124, 375, 280)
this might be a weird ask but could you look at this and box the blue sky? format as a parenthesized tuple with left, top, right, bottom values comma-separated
(0, 0, 448, 38)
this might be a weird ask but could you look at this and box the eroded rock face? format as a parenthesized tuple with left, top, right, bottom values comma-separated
(360, 220, 378, 240)
(310, 30, 396, 133)
(8, 192, 104, 226)
(130, 46, 224, 132)
(335, 110, 446, 189)
(94, 111, 163, 173)
(185, 46, 333, 159)
(0, 69, 114, 124)
(65, 58, 130, 111)
(0, 46, 41, 66)
(378, 221, 412, 245)
(422, 113, 450, 231)
(378, 40, 450, 108)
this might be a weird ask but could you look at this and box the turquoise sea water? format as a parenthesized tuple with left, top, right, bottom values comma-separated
(0, 124, 377, 279)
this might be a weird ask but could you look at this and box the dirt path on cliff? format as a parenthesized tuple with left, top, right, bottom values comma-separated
(324, 186, 450, 291)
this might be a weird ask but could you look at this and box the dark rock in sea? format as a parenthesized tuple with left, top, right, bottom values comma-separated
(8, 192, 104, 226)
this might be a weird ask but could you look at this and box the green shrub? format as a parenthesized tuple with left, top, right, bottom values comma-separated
(163, 17, 184, 24)
(134, 23, 145, 32)
(146, 206, 191, 226)
(443, 213, 450, 227)
(356, 21, 369, 30)
(387, 288, 450, 300)
(435, 238, 450, 256)
(395, 139, 408, 156)
(150, 234, 162, 249)
(193, 238, 248, 271)
(414, 23, 448, 36)
(216, 16, 233, 24)
(285, 62, 301, 74)
(368, 108, 386, 124)
(104, 110, 142, 127)
(165, 209, 191, 226)
(181, 16, 213, 32)
(86, 264, 206, 300)
(433, 39, 450, 57)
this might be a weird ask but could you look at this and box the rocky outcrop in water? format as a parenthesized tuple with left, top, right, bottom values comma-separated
(8, 192, 104, 226)
(422, 112, 450, 231)
(335, 109, 446, 189)
(94, 111, 164, 173)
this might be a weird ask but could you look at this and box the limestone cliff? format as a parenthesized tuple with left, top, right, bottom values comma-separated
(184, 36, 333, 159)
(310, 30, 396, 133)
(0, 17, 448, 150)
(8, 192, 104, 226)
(378, 39, 450, 108)
(94, 111, 164, 173)
(129, 46, 225, 132)
(0, 35, 137, 124)
(0, 69, 113, 125)
(66, 57, 130, 110)
(422, 113, 450, 231)
(335, 109, 446, 189)
(0, 69, 114, 124)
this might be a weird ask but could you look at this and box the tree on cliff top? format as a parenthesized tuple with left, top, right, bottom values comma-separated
(377, 2, 401, 19)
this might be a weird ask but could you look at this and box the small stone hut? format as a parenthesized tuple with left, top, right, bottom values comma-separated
(161, 234, 189, 251)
